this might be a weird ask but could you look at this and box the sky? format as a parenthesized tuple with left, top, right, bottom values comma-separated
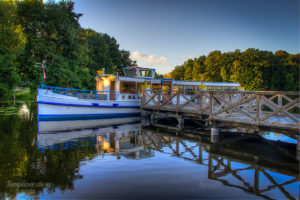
(72, 0, 300, 74)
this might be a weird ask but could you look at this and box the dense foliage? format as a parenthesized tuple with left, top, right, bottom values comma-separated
(171, 49, 299, 91)
(0, 0, 132, 99)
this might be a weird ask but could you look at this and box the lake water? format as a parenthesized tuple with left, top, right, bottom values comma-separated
(0, 102, 299, 199)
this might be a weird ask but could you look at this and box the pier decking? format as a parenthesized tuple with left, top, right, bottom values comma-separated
(141, 89, 300, 133)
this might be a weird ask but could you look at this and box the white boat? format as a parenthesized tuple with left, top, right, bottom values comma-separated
(37, 67, 154, 121)
(37, 66, 242, 122)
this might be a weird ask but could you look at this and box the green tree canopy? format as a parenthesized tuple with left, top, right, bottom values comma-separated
(170, 49, 299, 91)
(0, 0, 133, 99)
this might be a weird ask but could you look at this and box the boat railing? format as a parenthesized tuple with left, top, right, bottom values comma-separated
(38, 85, 111, 100)
(38, 85, 140, 101)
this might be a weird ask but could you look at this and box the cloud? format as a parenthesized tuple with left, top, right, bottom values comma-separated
(155, 56, 168, 64)
(130, 51, 169, 65)
(130, 51, 148, 60)
(187, 55, 195, 59)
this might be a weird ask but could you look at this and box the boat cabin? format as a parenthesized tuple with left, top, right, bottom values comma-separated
(122, 66, 155, 79)
(95, 67, 152, 101)
(95, 66, 243, 101)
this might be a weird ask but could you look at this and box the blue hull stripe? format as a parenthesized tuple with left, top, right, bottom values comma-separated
(38, 112, 141, 121)
(37, 101, 141, 108)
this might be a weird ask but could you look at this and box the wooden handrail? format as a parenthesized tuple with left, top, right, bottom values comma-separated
(142, 89, 300, 130)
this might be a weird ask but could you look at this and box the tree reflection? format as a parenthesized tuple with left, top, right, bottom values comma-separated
(0, 109, 97, 199)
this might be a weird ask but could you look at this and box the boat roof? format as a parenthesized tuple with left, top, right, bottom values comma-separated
(118, 76, 145, 83)
(203, 82, 240, 87)
(95, 67, 241, 87)
(173, 80, 239, 87)
(121, 66, 155, 71)
(96, 75, 240, 86)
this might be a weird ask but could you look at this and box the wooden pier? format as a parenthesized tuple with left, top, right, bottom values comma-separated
(141, 89, 300, 133)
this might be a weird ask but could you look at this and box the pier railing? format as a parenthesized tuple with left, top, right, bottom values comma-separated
(142, 89, 300, 130)
(38, 85, 140, 101)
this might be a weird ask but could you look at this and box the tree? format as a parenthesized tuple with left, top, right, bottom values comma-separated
(204, 51, 223, 82)
(184, 59, 193, 81)
(171, 65, 185, 80)
(192, 56, 206, 81)
(154, 72, 164, 79)
(0, 0, 25, 99)
(169, 49, 299, 91)
(163, 72, 172, 79)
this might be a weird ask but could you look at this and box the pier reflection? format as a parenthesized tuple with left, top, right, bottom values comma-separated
(36, 120, 299, 200)
(140, 128, 299, 200)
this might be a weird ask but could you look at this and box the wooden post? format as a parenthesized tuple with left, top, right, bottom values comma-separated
(297, 138, 300, 160)
(177, 115, 184, 129)
(158, 91, 161, 111)
(176, 92, 180, 111)
(227, 160, 231, 169)
(256, 94, 261, 125)
(198, 143, 203, 164)
(211, 128, 219, 143)
(199, 93, 203, 114)
(176, 137, 179, 156)
(208, 153, 212, 178)
(254, 168, 259, 193)
(209, 92, 213, 119)
(278, 94, 282, 108)
(229, 93, 232, 115)
(141, 90, 144, 107)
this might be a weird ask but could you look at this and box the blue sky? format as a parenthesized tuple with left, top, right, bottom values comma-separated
(72, 0, 299, 74)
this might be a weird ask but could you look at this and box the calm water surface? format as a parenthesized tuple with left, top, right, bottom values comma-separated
(0, 102, 299, 199)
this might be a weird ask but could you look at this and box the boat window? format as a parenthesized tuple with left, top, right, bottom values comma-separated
(96, 79, 104, 91)
(120, 81, 136, 94)
(185, 86, 195, 95)
(140, 70, 152, 77)
(173, 85, 184, 90)
(124, 69, 137, 77)
(152, 83, 161, 91)
(137, 83, 144, 93)
(224, 86, 230, 91)
(215, 86, 222, 91)
(206, 86, 214, 91)
(173, 85, 183, 94)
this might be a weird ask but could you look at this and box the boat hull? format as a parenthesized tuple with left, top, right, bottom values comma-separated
(37, 88, 141, 122)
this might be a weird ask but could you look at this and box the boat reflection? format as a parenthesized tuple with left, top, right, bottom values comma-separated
(38, 116, 141, 133)
(37, 120, 299, 200)
(38, 122, 153, 160)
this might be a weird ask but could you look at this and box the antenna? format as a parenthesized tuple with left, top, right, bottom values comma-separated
(35, 56, 47, 85)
